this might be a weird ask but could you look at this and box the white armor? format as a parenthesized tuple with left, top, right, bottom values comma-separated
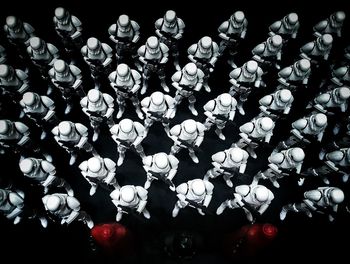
(259, 89, 294, 117)
(313, 11, 346, 38)
(169, 119, 206, 163)
(292, 113, 327, 142)
(79, 156, 118, 196)
(110, 185, 150, 221)
(80, 89, 115, 142)
(203, 93, 237, 140)
(171, 62, 205, 116)
(204, 146, 249, 187)
(172, 179, 214, 217)
(142, 152, 179, 190)
(4, 16, 35, 47)
(309, 86, 350, 113)
(300, 34, 333, 62)
(278, 59, 311, 89)
(0, 188, 24, 224)
(326, 148, 350, 182)
(110, 119, 146, 166)
(0, 64, 29, 96)
(216, 182, 274, 222)
(268, 13, 300, 40)
(252, 35, 283, 70)
(141, 91, 176, 134)
(42, 193, 94, 228)
(331, 66, 350, 87)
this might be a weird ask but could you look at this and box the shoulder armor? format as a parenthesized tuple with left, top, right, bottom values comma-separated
(239, 122, 254, 134)
(203, 100, 216, 112)
(259, 95, 273, 106)
(69, 65, 81, 76)
(268, 152, 284, 165)
(176, 182, 188, 195)
(41, 96, 55, 108)
(71, 16, 82, 27)
(41, 160, 55, 173)
(136, 186, 148, 200)
(278, 66, 293, 78)
(204, 181, 214, 193)
(292, 119, 308, 130)
(103, 158, 116, 171)
(143, 155, 153, 167)
(102, 93, 114, 106)
(75, 123, 88, 136)
(235, 185, 250, 196)
(187, 44, 197, 55)
(229, 68, 241, 79)
(110, 124, 119, 135)
(212, 151, 226, 163)
(110, 188, 120, 200)
(14, 122, 29, 134)
(252, 43, 266, 55)
(218, 21, 229, 33)
(131, 69, 141, 81)
(169, 124, 181, 137)
(66, 196, 81, 210)
(171, 71, 182, 82)
(80, 97, 88, 108)
(168, 154, 179, 168)
(78, 160, 88, 172)
(141, 97, 151, 108)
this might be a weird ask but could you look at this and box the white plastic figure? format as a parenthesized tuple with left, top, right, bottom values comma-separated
(229, 60, 263, 115)
(110, 185, 150, 221)
(235, 117, 275, 159)
(255, 147, 305, 188)
(19, 92, 58, 140)
(108, 63, 144, 120)
(110, 118, 146, 166)
(277, 59, 311, 91)
(19, 157, 73, 195)
(52, 121, 98, 165)
(42, 193, 94, 228)
(280, 187, 344, 222)
(137, 36, 169, 94)
(0, 188, 25, 224)
(169, 119, 206, 164)
(187, 36, 219, 91)
(217, 11, 248, 67)
(325, 148, 350, 182)
(49, 59, 84, 114)
(203, 93, 237, 140)
(300, 34, 333, 64)
(268, 13, 300, 42)
(79, 156, 119, 196)
(0, 64, 29, 102)
(80, 89, 115, 142)
(27, 37, 59, 83)
(142, 152, 179, 190)
(172, 179, 214, 217)
(313, 11, 346, 38)
(204, 146, 249, 187)
(258, 89, 294, 119)
(155, 10, 185, 71)
(141, 91, 176, 135)
(216, 182, 274, 223)
(171, 62, 205, 116)
(252, 35, 283, 71)
(81, 37, 113, 89)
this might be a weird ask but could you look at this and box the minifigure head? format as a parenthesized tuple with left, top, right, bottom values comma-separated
(116, 63, 130, 81)
(229, 147, 244, 163)
(267, 35, 283, 51)
(22, 92, 39, 107)
(0, 64, 14, 80)
(285, 13, 298, 26)
(117, 14, 131, 32)
(19, 158, 38, 174)
(183, 119, 197, 134)
(120, 186, 135, 203)
(245, 60, 258, 74)
(290, 147, 305, 162)
(151, 91, 165, 106)
(331, 11, 346, 26)
(230, 11, 245, 27)
(317, 34, 333, 50)
(277, 89, 292, 103)
(312, 113, 327, 127)
(46, 195, 61, 211)
(54, 7, 70, 25)
(154, 152, 169, 169)
(329, 188, 344, 204)
(259, 117, 274, 132)
(87, 37, 101, 55)
(29, 37, 46, 54)
(199, 36, 212, 54)
(87, 157, 102, 173)
(6, 16, 22, 33)
(119, 119, 133, 133)
(191, 179, 205, 196)
(183, 63, 197, 81)
(295, 59, 310, 73)
(87, 89, 102, 105)
(336, 87, 350, 100)
(0, 120, 11, 135)
(254, 186, 269, 202)
(326, 150, 344, 162)
(58, 121, 73, 136)
(218, 93, 232, 111)
(146, 36, 160, 54)
(53, 59, 69, 77)
(164, 10, 177, 28)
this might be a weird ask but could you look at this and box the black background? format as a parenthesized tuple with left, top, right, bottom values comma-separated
(0, 0, 350, 263)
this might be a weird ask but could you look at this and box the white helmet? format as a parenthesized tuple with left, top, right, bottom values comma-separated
(336, 87, 350, 100)
(313, 113, 327, 127)
(164, 10, 176, 27)
(29, 37, 44, 51)
(0, 120, 10, 135)
(332, 11, 346, 23)
(54, 7, 70, 25)
(119, 119, 133, 133)
(328, 188, 344, 204)
(58, 121, 73, 136)
(290, 147, 305, 162)
(87, 157, 102, 173)
(277, 89, 292, 103)
(154, 153, 169, 169)
(304, 190, 322, 201)
(184, 62, 197, 81)
(146, 36, 159, 53)
(218, 93, 232, 107)
(116, 63, 130, 81)
(54, 59, 68, 74)
(183, 119, 197, 134)
(151, 91, 164, 106)
(120, 186, 135, 203)
(46, 195, 61, 211)
(259, 117, 274, 131)
(254, 186, 269, 202)
(229, 148, 244, 163)
(246, 60, 258, 73)
(230, 11, 245, 26)
(117, 14, 131, 32)
(0, 64, 12, 79)
(22, 92, 39, 107)
(191, 179, 205, 196)
(19, 158, 36, 174)
(296, 59, 310, 73)
(286, 13, 298, 25)
(6, 16, 22, 31)
(270, 35, 283, 47)
(320, 34, 333, 46)
(87, 37, 101, 54)
(200, 36, 212, 49)
(87, 89, 102, 103)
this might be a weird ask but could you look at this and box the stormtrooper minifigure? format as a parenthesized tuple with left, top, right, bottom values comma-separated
(313, 11, 346, 38)
(19, 157, 73, 195)
(217, 11, 248, 67)
(52, 121, 98, 165)
(216, 182, 274, 223)
(280, 187, 344, 222)
(171, 62, 205, 116)
(19, 92, 59, 140)
(252, 35, 283, 71)
(110, 185, 150, 221)
(42, 193, 94, 228)
(277, 59, 311, 91)
(49, 59, 84, 114)
(0, 64, 29, 102)
(169, 119, 206, 164)
(27, 37, 59, 83)
(80, 89, 115, 142)
(235, 117, 275, 159)
(53, 7, 83, 53)
(81, 37, 113, 89)
(142, 152, 179, 190)
(203, 93, 237, 140)
(268, 13, 300, 42)
(255, 147, 305, 188)
(229, 60, 264, 115)
(108, 14, 141, 66)
(204, 146, 249, 187)
(0, 187, 25, 225)
(300, 34, 333, 64)
(172, 179, 214, 217)
(325, 147, 350, 182)
(79, 156, 119, 196)
(155, 10, 185, 71)
(258, 89, 294, 119)
(329, 65, 350, 88)
(137, 36, 169, 94)
(0, 45, 8, 64)
(108, 63, 144, 120)
(141, 91, 176, 135)
(187, 36, 219, 91)
(110, 118, 146, 166)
